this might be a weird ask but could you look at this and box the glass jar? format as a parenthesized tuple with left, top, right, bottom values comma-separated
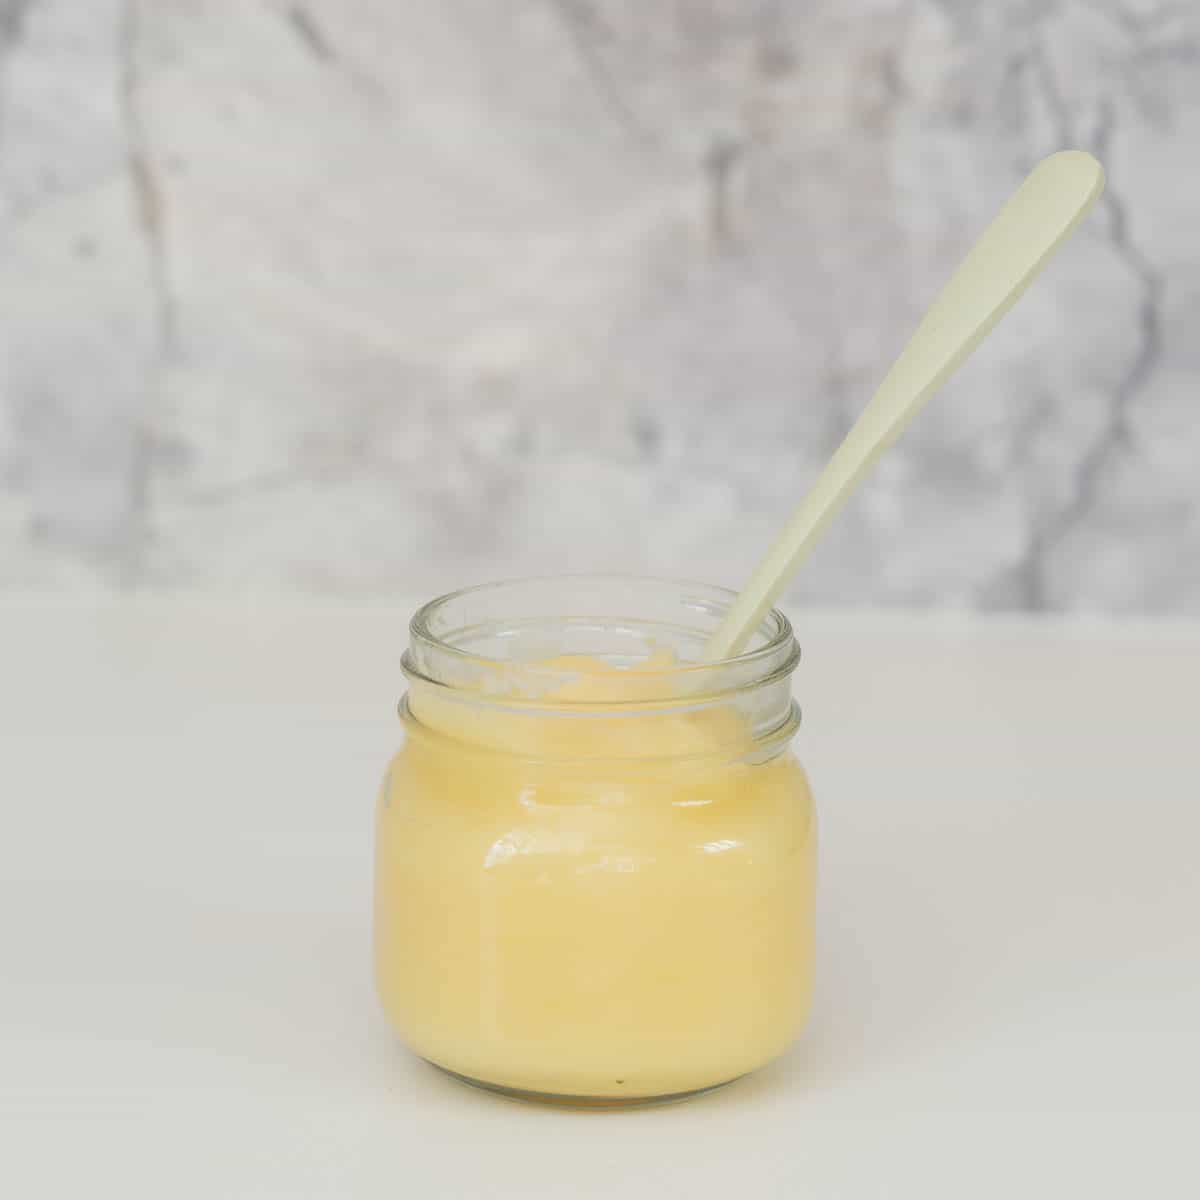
(373, 576, 815, 1107)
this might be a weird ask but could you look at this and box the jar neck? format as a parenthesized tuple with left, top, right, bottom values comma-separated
(400, 576, 801, 762)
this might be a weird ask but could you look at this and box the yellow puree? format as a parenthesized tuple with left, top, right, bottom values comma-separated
(374, 653, 815, 1100)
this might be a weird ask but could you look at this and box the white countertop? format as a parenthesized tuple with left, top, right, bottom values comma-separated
(3, 596, 1198, 1198)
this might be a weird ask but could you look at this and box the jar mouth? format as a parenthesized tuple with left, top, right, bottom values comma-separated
(404, 574, 799, 708)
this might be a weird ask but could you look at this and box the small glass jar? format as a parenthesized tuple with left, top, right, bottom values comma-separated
(374, 576, 815, 1107)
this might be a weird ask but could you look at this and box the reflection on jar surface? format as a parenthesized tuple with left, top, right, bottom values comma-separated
(373, 577, 815, 1107)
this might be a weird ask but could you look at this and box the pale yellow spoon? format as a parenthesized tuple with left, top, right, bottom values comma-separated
(706, 150, 1105, 660)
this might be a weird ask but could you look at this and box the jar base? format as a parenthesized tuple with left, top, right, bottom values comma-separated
(427, 1060, 741, 1110)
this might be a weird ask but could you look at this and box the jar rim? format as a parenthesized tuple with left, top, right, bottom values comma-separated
(404, 574, 799, 709)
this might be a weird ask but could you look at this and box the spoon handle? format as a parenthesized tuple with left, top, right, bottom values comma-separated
(706, 150, 1105, 660)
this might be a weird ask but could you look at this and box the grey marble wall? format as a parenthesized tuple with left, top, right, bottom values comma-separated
(2, 0, 1197, 611)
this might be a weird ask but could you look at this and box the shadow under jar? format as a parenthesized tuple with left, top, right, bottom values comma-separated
(374, 576, 815, 1108)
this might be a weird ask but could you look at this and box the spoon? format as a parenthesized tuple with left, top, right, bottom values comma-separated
(705, 150, 1105, 660)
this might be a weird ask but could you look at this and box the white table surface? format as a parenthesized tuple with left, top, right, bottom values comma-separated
(2, 595, 1198, 1198)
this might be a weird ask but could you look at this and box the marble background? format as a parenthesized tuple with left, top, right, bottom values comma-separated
(2, 0, 1197, 611)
